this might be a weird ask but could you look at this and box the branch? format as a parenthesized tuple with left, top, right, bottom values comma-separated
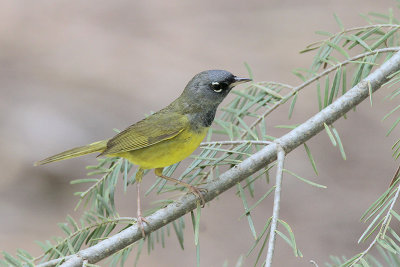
(265, 144, 285, 267)
(38, 50, 400, 267)
(200, 140, 273, 146)
(350, 165, 400, 266)
(304, 25, 400, 51)
(245, 47, 400, 135)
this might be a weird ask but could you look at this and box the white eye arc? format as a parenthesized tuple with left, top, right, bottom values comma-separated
(211, 82, 223, 93)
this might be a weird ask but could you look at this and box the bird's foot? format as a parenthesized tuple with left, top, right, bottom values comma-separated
(137, 215, 149, 238)
(188, 186, 208, 207)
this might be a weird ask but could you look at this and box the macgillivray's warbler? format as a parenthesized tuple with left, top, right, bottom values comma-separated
(34, 70, 251, 236)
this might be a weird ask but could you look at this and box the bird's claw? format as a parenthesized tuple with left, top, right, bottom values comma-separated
(189, 186, 208, 208)
(137, 215, 149, 238)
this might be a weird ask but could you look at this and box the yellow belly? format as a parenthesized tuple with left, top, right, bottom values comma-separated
(115, 127, 208, 169)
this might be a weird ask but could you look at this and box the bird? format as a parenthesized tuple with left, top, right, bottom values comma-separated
(34, 70, 251, 236)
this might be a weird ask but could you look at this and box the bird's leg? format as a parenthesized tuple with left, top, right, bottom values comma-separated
(154, 168, 207, 207)
(136, 168, 148, 237)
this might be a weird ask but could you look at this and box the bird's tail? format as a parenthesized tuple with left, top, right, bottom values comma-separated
(34, 140, 108, 166)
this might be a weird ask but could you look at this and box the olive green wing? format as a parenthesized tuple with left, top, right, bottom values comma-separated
(100, 111, 188, 156)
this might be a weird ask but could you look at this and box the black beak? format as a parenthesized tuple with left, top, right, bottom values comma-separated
(232, 77, 252, 87)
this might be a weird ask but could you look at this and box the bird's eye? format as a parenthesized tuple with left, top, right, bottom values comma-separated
(211, 82, 228, 93)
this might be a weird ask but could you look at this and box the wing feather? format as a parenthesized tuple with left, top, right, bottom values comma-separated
(100, 110, 187, 155)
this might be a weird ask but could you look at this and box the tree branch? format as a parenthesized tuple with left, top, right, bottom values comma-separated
(200, 140, 273, 146)
(350, 165, 400, 266)
(245, 47, 400, 135)
(265, 144, 285, 267)
(38, 50, 400, 267)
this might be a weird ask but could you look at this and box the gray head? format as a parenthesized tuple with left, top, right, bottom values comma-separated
(177, 70, 251, 129)
(182, 70, 251, 107)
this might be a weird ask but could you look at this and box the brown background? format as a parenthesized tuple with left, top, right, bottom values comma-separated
(1, 0, 399, 266)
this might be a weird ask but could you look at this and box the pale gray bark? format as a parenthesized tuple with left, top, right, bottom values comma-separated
(265, 144, 285, 267)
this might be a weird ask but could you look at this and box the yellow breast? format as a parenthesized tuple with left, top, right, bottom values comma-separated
(116, 127, 208, 169)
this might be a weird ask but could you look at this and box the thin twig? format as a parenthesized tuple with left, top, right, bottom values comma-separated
(33, 216, 136, 264)
(350, 166, 400, 266)
(244, 47, 400, 137)
(265, 144, 285, 267)
(200, 140, 273, 146)
(79, 158, 123, 200)
(388, 163, 400, 187)
(305, 24, 400, 50)
(37, 50, 400, 267)
(259, 81, 294, 90)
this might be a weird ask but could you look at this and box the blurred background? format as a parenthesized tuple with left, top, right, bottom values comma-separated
(1, 0, 399, 266)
